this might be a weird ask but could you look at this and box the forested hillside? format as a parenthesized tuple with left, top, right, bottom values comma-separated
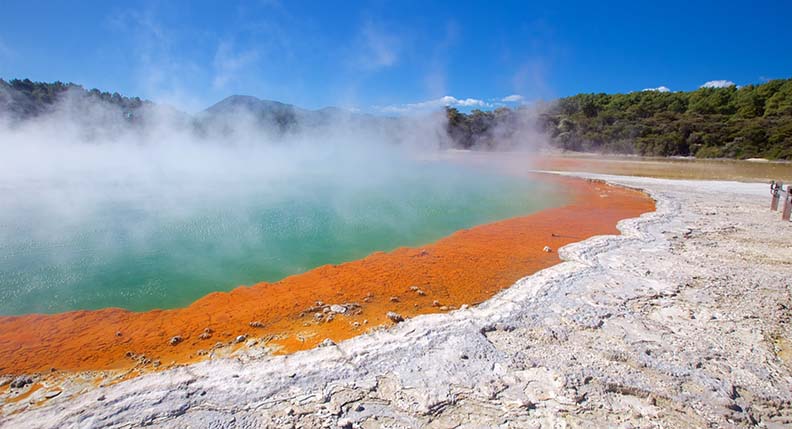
(0, 78, 148, 121)
(448, 79, 792, 159)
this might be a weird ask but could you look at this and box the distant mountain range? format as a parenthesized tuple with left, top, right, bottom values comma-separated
(0, 78, 378, 128)
(200, 94, 395, 133)
(0, 79, 405, 143)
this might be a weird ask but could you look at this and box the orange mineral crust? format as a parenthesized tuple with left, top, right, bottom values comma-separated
(0, 177, 654, 376)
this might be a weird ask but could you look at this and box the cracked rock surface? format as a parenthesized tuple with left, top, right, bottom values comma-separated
(3, 174, 791, 428)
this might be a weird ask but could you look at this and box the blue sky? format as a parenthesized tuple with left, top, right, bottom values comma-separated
(0, 0, 790, 113)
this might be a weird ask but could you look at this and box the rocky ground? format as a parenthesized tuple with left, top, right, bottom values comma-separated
(2, 173, 791, 428)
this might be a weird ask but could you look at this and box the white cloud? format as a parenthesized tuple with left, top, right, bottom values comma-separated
(501, 94, 524, 102)
(377, 96, 492, 114)
(700, 80, 736, 89)
(451, 96, 490, 107)
(642, 86, 671, 93)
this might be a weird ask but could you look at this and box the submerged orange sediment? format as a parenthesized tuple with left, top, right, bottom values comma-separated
(0, 176, 654, 376)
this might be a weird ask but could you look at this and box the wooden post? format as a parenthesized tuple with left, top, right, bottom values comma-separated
(783, 185, 792, 222)
(771, 181, 783, 211)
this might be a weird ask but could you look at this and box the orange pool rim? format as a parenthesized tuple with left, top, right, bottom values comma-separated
(0, 175, 655, 377)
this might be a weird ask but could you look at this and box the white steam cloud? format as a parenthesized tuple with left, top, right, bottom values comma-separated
(0, 91, 442, 311)
(0, 90, 548, 313)
(0, 93, 450, 190)
(0, 87, 556, 314)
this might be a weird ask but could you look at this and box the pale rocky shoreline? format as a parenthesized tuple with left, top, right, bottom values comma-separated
(2, 173, 791, 428)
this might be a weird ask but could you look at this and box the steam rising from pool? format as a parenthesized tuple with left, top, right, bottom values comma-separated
(0, 92, 555, 315)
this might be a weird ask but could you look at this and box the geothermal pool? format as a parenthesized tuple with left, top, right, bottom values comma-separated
(0, 161, 564, 315)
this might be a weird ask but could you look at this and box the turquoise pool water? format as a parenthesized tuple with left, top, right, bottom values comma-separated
(0, 160, 564, 315)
